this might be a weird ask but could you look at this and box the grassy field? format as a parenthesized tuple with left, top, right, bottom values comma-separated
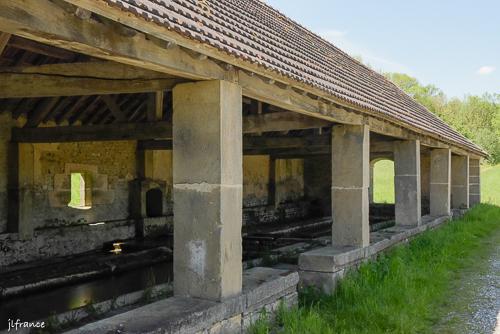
(481, 164, 500, 205)
(373, 161, 500, 206)
(373, 160, 395, 204)
(251, 204, 500, 334)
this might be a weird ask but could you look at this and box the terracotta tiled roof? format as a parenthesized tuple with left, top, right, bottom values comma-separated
(103, 0, 484, 154)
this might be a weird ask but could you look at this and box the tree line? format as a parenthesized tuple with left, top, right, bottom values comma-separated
(385, 73, 500, 164)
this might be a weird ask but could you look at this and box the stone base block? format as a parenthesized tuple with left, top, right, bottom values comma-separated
(298, 246, 364, 272)
(299, 269, 346, 293)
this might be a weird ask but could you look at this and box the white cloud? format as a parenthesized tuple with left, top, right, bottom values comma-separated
(318, 29, 412, 74)
(477, 66, 496, 75)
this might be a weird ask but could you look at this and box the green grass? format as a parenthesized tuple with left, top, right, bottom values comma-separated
(373, 160, 395, 204)
(481, 164, 500, 205)
(373, 162, 500, 206)
(250, 204, 500, 334)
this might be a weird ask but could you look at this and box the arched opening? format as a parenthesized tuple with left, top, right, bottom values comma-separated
(146, 188, 163, 217)
(372, 159, 395, 204)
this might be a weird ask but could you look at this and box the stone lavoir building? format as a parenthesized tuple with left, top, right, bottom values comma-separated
(0, 0, 485, 333)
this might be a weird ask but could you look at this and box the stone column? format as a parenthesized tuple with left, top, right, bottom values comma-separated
(469, 158, 481, 206)
(430, 148, 451, 216)
(369, 162, 374, 204)
(173, 80, 242, 301)
(331, 124, 370, 248)
(394, 140, 421, 226)
(451, 155, 469, 209)
(10, 143, 35, 240)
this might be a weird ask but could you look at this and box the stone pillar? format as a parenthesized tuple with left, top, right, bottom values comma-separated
(369, 162, 374, 204)
(331, 124, 370, 248)
(9, 143, 35, 240)
(394, 140, 421, 226)
(430, 148, 451, 217)
(451, 155, 469, 209)
(0, 113, 12, 234)
(469, 158, 481, 206)
(173, 80, 242, 301)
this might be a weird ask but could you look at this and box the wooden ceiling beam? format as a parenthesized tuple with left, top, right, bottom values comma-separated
(243, 112, 330, 134)
(0, 73, 182, 98)
(12, 121, 172, 143)
(0, 32, 11, 56)
(0, 61, 169, 80)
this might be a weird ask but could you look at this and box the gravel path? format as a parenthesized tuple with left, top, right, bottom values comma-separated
(435, 232, 500, 334)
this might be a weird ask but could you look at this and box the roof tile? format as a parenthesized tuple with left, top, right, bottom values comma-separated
(103, 0, 483, 154)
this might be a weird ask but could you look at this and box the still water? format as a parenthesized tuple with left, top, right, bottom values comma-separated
(0, 261, 173, 329)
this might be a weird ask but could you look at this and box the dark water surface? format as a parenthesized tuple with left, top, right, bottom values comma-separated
(0, 261, 173, 330)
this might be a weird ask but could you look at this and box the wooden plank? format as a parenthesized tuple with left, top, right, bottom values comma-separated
(101, 95, 127, 122)
(8, 36, 75, 60)
(12, 121, 172, 143)
(244, 135, 329, 150)
(0, 62, 170, 80)
(0, 74, 182, 98)
(243, 112, 330, 133)
(0, 32, 11, 56)
(239, 71, 364, 126)
(147, 91, 164, 121)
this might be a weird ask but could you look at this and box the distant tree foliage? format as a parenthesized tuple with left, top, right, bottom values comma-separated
(385, 73, 500, 163)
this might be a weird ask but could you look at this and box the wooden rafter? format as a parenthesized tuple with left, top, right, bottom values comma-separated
(8, 36, 75, 60)
(0, 32, 11, 56)
(24, 97, 60, 128)
(101, 95, 127, 123)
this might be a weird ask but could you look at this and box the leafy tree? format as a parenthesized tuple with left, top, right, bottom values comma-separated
(385, 73, 500, 164)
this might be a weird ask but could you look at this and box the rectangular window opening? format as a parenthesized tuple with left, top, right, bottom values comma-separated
(68, 172, 92, 210)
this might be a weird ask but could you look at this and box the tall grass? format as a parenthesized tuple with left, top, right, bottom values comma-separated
(373, 159, 395, 204)
(481, 164, 500, 205)
(250, 204, 500, 334)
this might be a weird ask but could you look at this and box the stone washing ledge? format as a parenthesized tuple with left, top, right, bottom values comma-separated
(63, 267, 299, 334)
(299, 214, 452, 292)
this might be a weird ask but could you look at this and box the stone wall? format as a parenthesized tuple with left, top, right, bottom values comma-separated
(304, 156, 331, 217)
(275, 159, 304, 205)
(243, 155, 270, 207)
(29, 141, 136, 228)
(0, 221, 135, 266)
(0, 113, 13, 233)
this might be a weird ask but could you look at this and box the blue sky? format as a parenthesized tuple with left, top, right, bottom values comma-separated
(266, 0, 499, 98)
